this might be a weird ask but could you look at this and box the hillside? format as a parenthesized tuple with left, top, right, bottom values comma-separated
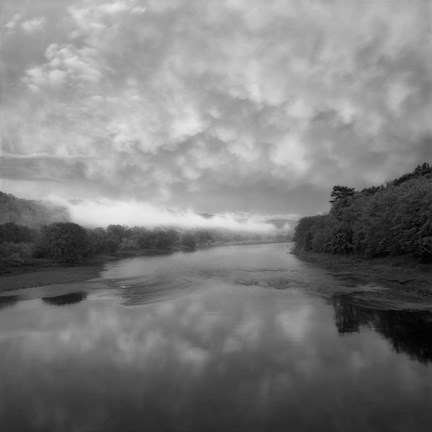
(0, 191, 69, 228)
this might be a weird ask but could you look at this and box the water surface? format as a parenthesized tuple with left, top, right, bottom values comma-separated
(0, 244, 431, 432)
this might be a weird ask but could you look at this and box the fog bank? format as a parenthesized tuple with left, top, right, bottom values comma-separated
(61, 199, 279, 234)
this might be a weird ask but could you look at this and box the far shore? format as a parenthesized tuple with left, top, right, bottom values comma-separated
(0, 241, 284, 293)
(292, 247, 432, 300)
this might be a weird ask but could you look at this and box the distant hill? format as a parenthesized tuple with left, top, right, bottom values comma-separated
(0, 191, 69, 228)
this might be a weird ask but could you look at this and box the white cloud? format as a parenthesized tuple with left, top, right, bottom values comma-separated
(4, 13, 22, 32)
(270, 133, 309, 175)
(24, 43, 103, 91)
(21, 17, 46, 33)
(97, 2, 129, 15)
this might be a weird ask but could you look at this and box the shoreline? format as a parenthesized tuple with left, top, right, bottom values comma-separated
(0, 249, 174, 293)
(0, 241, 284, 293)
(292, 248, 432, 300)
(0, 261, 105, 294)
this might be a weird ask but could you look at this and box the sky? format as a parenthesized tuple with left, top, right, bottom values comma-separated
(1, 0, 431, 227)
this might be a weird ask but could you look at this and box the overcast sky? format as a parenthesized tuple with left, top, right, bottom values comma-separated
(1, 0, 431, 221)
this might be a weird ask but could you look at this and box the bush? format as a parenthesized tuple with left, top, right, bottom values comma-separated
(0, 242, 34, 270)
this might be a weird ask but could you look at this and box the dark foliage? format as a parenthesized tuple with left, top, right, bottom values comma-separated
(180, 233, 197, 251)
(392, 162, 432, 186)
(0, 242, 33, 270)
(294, 164, 432, 262)
(0, 223, 36, 243)
(84, 226, 211, 254)
(329, 185, 355, 205)
(38, 222, 89, 263)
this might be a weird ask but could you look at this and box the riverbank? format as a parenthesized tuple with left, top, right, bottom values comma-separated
(293, 247, 432, 300)
(0, 260, 106, 293)
(1, 248, 177, 293)
(0, 242, 284, 293)
(0, 249, 174, 293)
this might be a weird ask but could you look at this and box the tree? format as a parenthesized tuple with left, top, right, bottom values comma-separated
(195, 230, 214, 245)
(329, 185, 355, 205)
(393, 162, 432, 186)
(0, 223, 35, 243)
(180, 233, 196, 251)
(119, 237, 138, 250)
(107, 224, 126, 241)
(39, 222, 88, 263)
(87, 227, 109, 255)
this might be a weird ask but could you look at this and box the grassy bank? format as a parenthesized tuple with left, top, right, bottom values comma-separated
(293, 247, 432, 299)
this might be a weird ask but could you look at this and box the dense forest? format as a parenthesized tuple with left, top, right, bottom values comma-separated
(293, 163, 432, 262)
(0, 220, 229, 271)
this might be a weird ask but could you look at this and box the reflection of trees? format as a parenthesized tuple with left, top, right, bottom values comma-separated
(333, 299, 364, 334)
(0, 295, 19, 311)
(332, 295, 432, 364)
(42, 292, 87, 306)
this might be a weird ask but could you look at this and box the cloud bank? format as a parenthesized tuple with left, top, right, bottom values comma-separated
(60, 199, 278, 233)
(1, 0, 431, 216)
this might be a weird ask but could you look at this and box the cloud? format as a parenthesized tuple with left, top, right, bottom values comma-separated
(21, 17, 46, 34)
(0, 154, 92, 183)
(1, 0, 431, 216)
(5, 13, 23, 32)
(24, 43, 103, 92)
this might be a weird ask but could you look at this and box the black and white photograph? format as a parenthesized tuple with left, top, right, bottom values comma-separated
(0, 0, 431, 431)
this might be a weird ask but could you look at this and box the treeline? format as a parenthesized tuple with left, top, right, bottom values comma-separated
(0, 221, 279, 271)
(0, 222, 217, 271)
(0, 190, 288, 272)
(294, 163, 432, 262)
(0, 191, 69, 228)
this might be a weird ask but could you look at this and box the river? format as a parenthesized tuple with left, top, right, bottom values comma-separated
(0, 243, 431, 431)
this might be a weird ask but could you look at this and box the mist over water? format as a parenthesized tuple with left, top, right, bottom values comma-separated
(60, 198, 281, 232)
(0, 243, 431, 432)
